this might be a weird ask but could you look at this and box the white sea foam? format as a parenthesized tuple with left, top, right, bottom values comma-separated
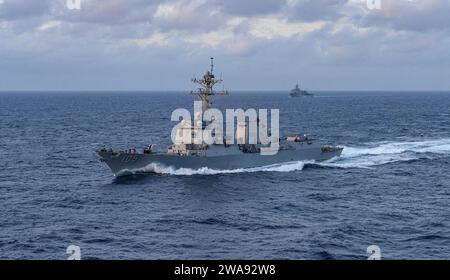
(321, 138, 450, 169)
(120, 138, 450, 176)
(135, 161, 310, 176)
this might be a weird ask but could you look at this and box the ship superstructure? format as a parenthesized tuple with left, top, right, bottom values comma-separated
(290, 84, 314, 97)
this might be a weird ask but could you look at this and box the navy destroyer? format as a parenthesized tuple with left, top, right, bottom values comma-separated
(290, 84, 314, 97)
(97, 59, 343, 176)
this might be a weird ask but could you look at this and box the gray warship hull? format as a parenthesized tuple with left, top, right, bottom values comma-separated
(97, 143, 343, 177)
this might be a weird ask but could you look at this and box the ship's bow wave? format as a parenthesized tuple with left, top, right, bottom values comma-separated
(117, 161, 311, 176)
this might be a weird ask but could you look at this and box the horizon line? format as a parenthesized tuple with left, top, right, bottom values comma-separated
(1, 90, 450, 93)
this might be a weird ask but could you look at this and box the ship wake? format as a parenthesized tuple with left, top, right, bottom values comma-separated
(317, 137, 450, 169)
(117, 138, 450, 176)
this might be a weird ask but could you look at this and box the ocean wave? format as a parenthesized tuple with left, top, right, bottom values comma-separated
(118, 138, 450, 176)
(321, 138, 450, 169)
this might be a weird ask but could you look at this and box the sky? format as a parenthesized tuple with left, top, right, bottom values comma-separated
(0, 0, 449, 91)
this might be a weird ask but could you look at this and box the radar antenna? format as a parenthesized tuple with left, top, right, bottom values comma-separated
(210, 57, 214, 74)
(191, 57, 228, 111)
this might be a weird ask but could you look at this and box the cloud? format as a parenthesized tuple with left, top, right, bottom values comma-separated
(0, 0, 51, 20)
(224, 38, 254, 55)
(356, 0, 450, 32)
(215, 0, 284, 16)
(1, 0, 450, 90)
(286, 0, 348, 22)
(56, 0, 159, 25)
(153, 0, 224, 31)
(248, 17, 326, 39)
(128, 32, 170, 47)
(38, 20, 63, 31)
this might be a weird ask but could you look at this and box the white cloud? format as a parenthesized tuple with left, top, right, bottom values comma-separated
(183, 30, 232, 47)
(128, 32, 170, 47)
(225, 39, 254, 55)
(153, 0, 223, 31)
(249, 18, 326, 39)
(38, 20, 62, 31)
(352, 0, 450, 32)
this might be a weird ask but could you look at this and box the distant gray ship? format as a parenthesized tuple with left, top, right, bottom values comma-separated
(97, 59, 342, 176)
(290, 84, 314, 97)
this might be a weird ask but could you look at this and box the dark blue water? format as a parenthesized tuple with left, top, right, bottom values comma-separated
(1, 91, 450, 259)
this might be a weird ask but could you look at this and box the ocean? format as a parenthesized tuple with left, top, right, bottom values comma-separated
(1, 91, 449, 259)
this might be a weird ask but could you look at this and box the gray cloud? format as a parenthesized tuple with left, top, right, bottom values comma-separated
(54, 0, 160, 25)
(151, 0, 226, 32)
(358, 0, 450, 32)
(215, 0, 284, 16)
(286, 0, 347, 22)
(0, 0, 51, 20)
(0, 0, 449, 90)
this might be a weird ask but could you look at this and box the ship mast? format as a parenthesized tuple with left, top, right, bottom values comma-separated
(191, 57, 228, 111)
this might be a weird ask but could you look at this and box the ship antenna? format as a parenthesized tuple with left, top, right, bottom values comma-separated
(191, 58, 228, 111)
(210, 57, 214, 74)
